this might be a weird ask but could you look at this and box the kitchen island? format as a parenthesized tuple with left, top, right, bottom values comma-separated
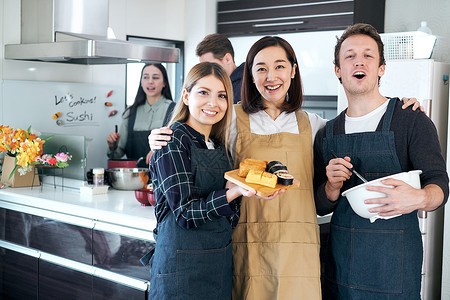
(0, 185, 156, 300)
(0, 185, 332, 299)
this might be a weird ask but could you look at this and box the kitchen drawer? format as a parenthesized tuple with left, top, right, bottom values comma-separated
(39, 254, 93, 300)
(0, 241, 39, 300)
(93, 268, 148, 300)
(1, 203, 94, 265)
(30, 218, 93, 264)
(93, 221, 154, 281)
(2, 207, 38, 246)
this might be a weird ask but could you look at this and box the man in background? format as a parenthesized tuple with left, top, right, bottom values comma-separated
(196, 33, 244, 104)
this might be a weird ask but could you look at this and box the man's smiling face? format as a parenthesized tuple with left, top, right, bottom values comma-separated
(335, 34, 385, 97)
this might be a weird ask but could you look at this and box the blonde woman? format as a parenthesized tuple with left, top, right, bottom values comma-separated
(148, 62, 255, 299)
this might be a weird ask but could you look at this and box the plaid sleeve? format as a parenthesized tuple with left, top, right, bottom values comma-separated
(228, 197, 242, 228)
(153, 133, 236, 229)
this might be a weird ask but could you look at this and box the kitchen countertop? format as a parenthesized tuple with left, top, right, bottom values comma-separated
(0, 185, 331, 237)
(0, 185, 156, 234)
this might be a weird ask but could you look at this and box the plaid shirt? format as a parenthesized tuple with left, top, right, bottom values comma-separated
(150, 121, 240, 229)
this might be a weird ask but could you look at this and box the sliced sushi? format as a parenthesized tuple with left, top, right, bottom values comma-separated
(268, 164, 288, 173)
(267, 161, 288, 173)
(266, 160, 283, 171)
(276, 172, 294, 186)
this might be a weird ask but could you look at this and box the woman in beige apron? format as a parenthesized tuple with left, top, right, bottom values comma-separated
(229, 36, 322, 300)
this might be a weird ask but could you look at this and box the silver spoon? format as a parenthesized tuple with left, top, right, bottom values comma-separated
(330, 150, 368, 184)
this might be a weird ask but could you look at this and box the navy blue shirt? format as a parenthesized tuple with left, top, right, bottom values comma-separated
(150, 121, 240, 229)
(231, 62, 244, 104)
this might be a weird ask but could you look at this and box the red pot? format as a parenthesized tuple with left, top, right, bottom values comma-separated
(107, 158, 143, 169)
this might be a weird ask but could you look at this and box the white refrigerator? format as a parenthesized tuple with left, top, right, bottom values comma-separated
(338, 59, 450, 300)
(442, 78, 450, 299)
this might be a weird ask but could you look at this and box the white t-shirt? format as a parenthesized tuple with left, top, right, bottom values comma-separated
(228, 107, 327, 158)
(205, 140, 215, 150)
(345, 100, 389, 134)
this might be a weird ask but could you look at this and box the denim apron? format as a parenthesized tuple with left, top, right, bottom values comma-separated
(125, 102, 175, 168)
(125, 110, 152, 168)
(321, 99, 422, 299)
(149, 142, 233, 300)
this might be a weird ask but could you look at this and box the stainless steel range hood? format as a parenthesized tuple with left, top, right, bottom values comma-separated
(4, 0, 179, 65)
(5, 38, 180, 65)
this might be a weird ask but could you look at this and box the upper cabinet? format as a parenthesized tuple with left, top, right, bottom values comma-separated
(217, 0, 385, 37)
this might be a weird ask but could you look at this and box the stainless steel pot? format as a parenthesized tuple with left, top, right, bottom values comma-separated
(106, 168, 149, 190)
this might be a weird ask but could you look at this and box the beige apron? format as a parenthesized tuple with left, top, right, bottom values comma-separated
(232, 105, 321, 300)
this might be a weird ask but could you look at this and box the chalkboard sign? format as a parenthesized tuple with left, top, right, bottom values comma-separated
(2, 80, 125, 173)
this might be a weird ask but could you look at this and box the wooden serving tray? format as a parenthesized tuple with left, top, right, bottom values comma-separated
(224, 169, 299, 197)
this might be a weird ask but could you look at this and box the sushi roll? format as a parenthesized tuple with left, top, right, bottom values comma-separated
(273, 169, 289, 175)
(267, 161, 287, 173)
(268, 164, 288, 173)
(276, 172, 294, 186)
(266, 161, 283, 172)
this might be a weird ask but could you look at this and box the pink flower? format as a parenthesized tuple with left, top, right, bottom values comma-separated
(35, 152, 71, 168)
(41, 154, 52, 162)
(55, 152, 69, 162)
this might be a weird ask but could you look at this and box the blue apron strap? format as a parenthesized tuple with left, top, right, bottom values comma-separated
(326, 119, 334, 137)
(382, 98, 396, 132)
(140, 247, 155, 266)
(127, 107, 137, 135)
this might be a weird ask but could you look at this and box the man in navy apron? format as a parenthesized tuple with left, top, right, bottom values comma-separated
(313, 23, 448, 299)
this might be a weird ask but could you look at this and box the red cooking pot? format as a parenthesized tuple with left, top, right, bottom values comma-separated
(107, 157, 144, 169)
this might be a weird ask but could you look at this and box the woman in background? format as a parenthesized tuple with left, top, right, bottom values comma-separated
(149, 62, 255, 299)
(107, 63, 175, 167)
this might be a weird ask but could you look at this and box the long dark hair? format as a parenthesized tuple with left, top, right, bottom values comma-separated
(241, 36, 303, 114)
(124, 63, 173, 118)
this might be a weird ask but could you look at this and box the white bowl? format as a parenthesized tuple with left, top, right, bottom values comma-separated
(341, 170, 422, 221)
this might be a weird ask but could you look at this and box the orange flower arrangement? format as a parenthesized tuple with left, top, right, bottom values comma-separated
(0, 125, 47, 178)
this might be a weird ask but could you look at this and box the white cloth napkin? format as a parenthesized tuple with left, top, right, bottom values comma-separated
(370, 214, 402, 223)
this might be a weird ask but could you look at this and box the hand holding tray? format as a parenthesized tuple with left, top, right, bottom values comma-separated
(224, 169, 299, 197)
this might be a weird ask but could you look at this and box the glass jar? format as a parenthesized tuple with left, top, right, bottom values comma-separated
(93, 168, 104, 186)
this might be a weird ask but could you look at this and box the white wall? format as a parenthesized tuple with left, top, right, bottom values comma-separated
(385, 0, 450, 63)
(183, 0, 217, 73)
(109, 0, 185, 41)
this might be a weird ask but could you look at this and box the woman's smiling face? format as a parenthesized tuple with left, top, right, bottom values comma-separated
(184, 74, 228, 138)
(251, 46, 296, 107)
